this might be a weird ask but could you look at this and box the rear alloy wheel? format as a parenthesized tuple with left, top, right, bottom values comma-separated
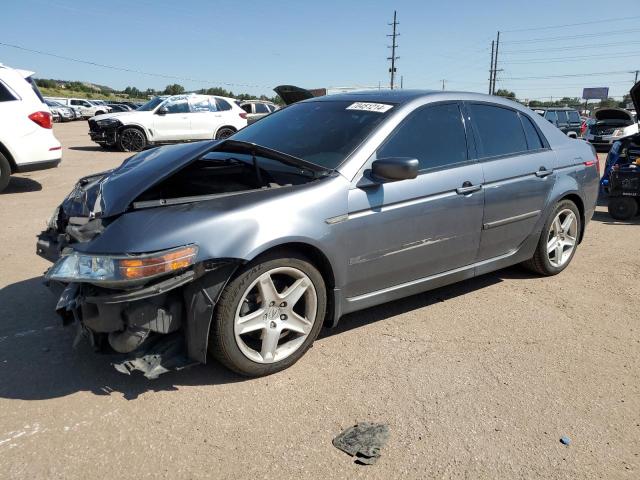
(118, 127, 147, 152)
(607, 197, 638, 221)
(210, 253, 326, 376)
(215, 127, 235, 140)
(523, 200, 581, 276)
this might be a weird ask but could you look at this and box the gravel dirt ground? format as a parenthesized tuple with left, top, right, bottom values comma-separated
(0, 121, 638, 479)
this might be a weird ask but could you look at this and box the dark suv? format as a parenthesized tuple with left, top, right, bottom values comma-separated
(534, 108, 582, 138)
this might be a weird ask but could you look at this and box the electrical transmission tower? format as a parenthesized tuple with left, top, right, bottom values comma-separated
(387, 11, 399, 89)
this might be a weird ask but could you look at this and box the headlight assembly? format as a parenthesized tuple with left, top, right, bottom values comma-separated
(96, 118, 120, 127)
(45, 245, 198, 286)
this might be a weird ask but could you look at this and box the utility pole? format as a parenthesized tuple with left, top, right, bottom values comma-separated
(387, 10, 399, 89)
(491, 31, 500, 95)
(400, 75, 404, 89)
(441, 79, 446, 91)
(489, 40, 495, 94)
(634, 70, 639, 84)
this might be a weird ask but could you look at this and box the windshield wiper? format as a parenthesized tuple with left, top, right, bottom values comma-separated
(217, 140, 332, 178)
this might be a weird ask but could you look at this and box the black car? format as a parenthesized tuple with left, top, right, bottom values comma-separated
(534, 108, 582, 138)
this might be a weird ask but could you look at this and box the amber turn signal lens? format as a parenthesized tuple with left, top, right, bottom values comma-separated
(118, 246, 197, 280)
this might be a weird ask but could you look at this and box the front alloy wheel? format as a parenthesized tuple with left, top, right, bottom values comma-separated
(209, 253, 326, 376)
(118, 128, 147, 152)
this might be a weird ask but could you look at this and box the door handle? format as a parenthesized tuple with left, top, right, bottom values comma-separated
(535, 167, 553, 178)
(456, 181, 482, 195)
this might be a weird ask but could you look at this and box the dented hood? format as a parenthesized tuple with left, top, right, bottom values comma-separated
(66, 141, 217, 218)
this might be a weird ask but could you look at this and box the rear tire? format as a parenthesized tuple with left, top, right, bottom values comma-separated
(608, 196, 638, 220)
(523, 200, 581, 276)
(209, 252, 326, 377)
(0, 153, 11, 193)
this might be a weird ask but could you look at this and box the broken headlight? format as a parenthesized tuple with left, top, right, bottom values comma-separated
(45, 245, 198, 285)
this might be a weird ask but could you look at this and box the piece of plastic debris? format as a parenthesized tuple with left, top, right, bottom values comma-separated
(560, 436, 571, 446)
(333, 422, 389, 465)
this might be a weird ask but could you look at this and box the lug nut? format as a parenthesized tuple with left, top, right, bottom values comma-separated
(270, 321, 277, 328)
(269, 301, 275, 306)
(280, 302, 287, 307)
(280, 314, 287, 320)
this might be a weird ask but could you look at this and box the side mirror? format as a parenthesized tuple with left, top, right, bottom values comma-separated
(156, 107, 168, 115)
(371, 157, 419, 182)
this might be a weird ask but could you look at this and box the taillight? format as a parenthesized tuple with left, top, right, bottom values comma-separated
(29, 111, 53, 129)
(239, 112, 247, 119)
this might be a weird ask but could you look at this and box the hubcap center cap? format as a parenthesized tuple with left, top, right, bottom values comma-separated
(265, 306, 280, 320)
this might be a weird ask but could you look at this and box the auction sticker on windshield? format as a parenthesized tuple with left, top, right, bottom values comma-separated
(346, 102, 393, 113)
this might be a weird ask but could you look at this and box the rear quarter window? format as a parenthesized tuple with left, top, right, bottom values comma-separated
(215, 98, 232, 111)
(568, 111, 580, 123)
(520, 114, 545, 150)
(0, 81, 17, 102)
(468, 103, 528, 158)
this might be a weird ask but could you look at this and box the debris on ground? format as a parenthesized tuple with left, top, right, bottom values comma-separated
(560, 436, 571, 446)
(333, 422, 389, 465)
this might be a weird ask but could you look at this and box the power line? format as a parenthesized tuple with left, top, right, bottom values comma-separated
(501, 27, 640, 44)
(503, 70, 632, 81)
(501, 15, 640, 33)
(501, 39, 640, 55)
(502, 51, 640, 65)
(0, 41, 268, 89)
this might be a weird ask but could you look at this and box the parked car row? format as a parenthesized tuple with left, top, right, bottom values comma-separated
(44, 97, 113, 119)
(0, 63, 62, 192)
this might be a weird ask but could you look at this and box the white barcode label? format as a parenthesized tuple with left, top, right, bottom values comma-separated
(346, 102, 393, 113)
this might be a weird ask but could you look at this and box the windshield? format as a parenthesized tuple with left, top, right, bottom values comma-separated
(231, 100, 394, 169)
(137, 97, 165, 111)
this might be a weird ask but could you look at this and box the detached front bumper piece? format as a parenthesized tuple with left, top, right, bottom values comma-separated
(47, 262, 240, 378)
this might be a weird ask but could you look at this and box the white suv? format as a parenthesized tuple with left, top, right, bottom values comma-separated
(88, 94, 248, 151)
(0, 64, 62, 192)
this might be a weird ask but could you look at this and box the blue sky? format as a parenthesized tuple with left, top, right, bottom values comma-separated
(1, 0, 639, 100)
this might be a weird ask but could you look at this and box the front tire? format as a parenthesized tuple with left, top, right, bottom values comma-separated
(215, 127, 236, 140)
(608, 197, 638, 220)
(117, 127, 147, 152)
(209, 252, 326, 377)
(523, 200, 581, 276)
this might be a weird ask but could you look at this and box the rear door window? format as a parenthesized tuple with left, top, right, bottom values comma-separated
(520, 114, 544, 150)
(556, 110, 568, 123)
(255, 103, 269, 114)
(544, 110, 558, 123)
(377, 102, 468, 171)
(468, 103, 528, 158)
(568, 110, 580, 123)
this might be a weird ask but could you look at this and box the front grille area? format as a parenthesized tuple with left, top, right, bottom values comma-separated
(88, 119, 99, 132)
(591, 125, 616, 135)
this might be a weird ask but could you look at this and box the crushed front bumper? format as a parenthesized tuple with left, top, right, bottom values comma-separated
(88, 119, 120, 146)
(45, 262, 240, 378)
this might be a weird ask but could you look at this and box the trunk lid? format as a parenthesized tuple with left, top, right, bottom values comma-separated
(594, 108, 634, 122)
(273, 85, 315, 105)
(631, 80, 640, 116)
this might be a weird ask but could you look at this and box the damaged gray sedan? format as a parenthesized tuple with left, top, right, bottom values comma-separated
(37, 90, 599, 378)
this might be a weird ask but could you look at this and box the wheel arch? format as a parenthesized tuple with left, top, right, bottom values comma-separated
(243, 241, 337, 327)
(558, 192, 586, 242)
(0, 141, 17, 173)
(214, 125, 237, 138)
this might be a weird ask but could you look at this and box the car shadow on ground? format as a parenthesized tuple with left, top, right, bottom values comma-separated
(590, 210, 640, 225)
(1, 177, 42, 194)
(0, 267, 529, 401)
(68, 146, 109, 152)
